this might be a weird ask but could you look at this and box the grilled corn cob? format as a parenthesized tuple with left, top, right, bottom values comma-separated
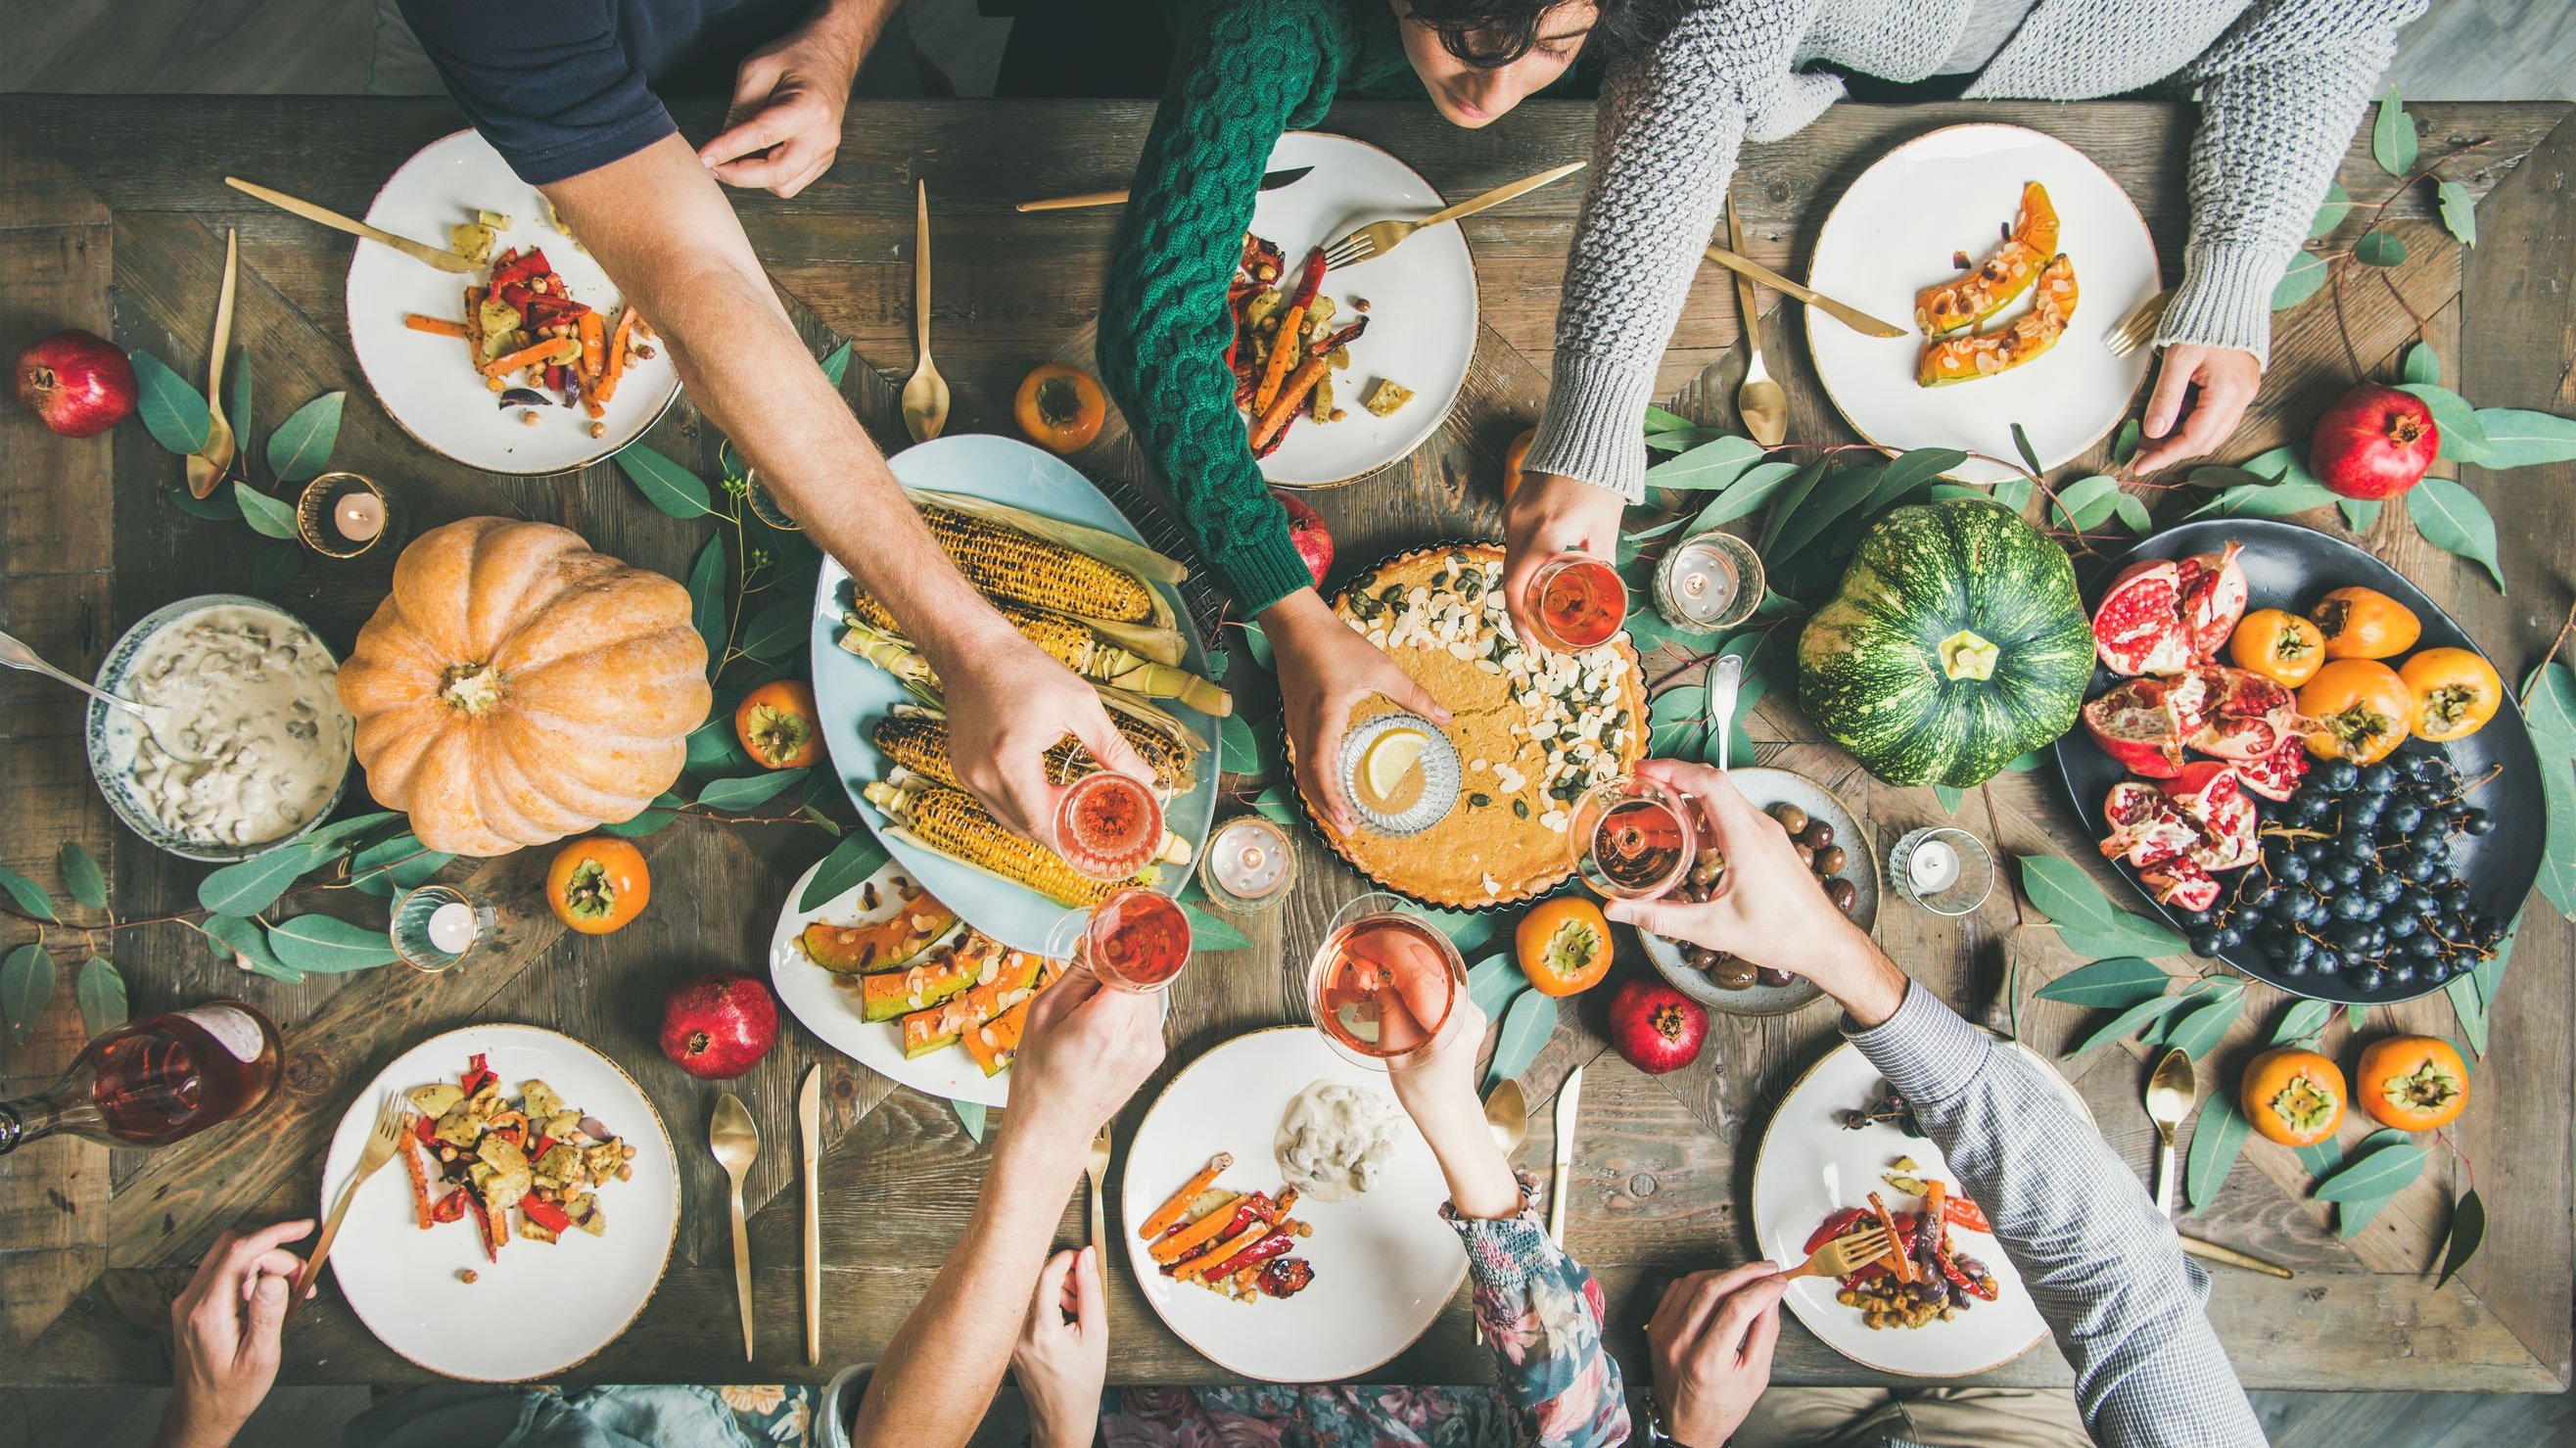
(845, 592, 1231, 716)
(872, 710, 1193, 793)
(921, 505, 1155, 624)
(863, 779, 1136, 907)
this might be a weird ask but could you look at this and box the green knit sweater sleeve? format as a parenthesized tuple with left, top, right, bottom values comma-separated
(1097, 0, 1346, 620)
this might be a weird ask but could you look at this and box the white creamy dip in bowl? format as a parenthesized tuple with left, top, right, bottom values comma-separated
(86, 595, 356, 863)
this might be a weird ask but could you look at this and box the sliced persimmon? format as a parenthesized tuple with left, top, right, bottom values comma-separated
(1915, 181, 2060, 337)
(1915, 254, 2079, 387)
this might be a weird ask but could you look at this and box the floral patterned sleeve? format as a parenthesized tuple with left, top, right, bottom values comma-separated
(1443, 1174, 1631, 1448)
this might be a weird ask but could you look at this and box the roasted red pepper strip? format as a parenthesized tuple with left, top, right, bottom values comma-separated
(431, 1189, 468, 1224)
(415, 1113, 439, 1144)
(1944, 1192, 1992, 1235)
(470, 1194, 502, 1261)
(461, 1053, 497, 1097)
(1285, 247, 1325, 311)
(1803, 1206, 1871, 1255)
(1207, 1228, 1295, 1278)
(522, 1196, 573, 1235)
(491, 248, 551, 288)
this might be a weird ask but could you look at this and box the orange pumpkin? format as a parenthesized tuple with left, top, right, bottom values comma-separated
(1014, 364, 1106, 454)
(339, 518, 712, 857)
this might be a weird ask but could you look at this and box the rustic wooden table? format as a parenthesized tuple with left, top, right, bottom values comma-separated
(1, 95, 2568, 1395)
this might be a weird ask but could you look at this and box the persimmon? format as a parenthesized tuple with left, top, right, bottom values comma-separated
(2398, 647, 2502, 743)
(1014, 364, 1106, 455)
(2227, 608, 2326, 687)
(1515, 897, 1613, 996)
(735, 680, 823, 770)
(2308, 586, 2419, 660)
(2355, 1035, 2469, 1132)
(2239, 1048, 2346, 1146)
(1501, 426, 1536, 501)
(546, 837, 651, 934)
(2299, 659, 2412, 765)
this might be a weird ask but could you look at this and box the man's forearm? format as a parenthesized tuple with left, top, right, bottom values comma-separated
(852, 1125, 1087, 1448)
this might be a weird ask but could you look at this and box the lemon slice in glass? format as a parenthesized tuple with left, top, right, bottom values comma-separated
(1359, 725, 1430, 811)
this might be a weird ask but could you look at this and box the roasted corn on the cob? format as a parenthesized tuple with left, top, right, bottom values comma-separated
(863, 779, 1136, 907)
(921, 505, 1155, 624)
(872, 710, 1194, 793)
(846, 591, 1231, 716)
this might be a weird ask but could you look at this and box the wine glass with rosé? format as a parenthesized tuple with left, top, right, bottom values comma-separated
(1567, 774, 1705, 901)
(1053, 770, 1165, 881)
(1047, 885, 1194, 994)
(1522, 551, 1628, 653)
(1307, 892, 1467, 1069)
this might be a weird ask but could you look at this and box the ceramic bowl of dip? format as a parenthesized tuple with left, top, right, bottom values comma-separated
(85, 594, 357, 864)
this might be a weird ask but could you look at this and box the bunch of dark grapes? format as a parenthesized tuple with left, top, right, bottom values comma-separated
(2185, 751, 2505, 994)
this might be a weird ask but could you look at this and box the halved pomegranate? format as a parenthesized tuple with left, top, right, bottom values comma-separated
(2082, 674, 2207, 778)
(2166, 764, 2259, 870)
(2140, 857, 2221, 911)
(2101, 782, 2197, 868)
(2237, 733, 2310, 802)
(2092, 559, 2193, 676)
(2175, 543, 2249, 662)
(2182, 666, 2300, 762)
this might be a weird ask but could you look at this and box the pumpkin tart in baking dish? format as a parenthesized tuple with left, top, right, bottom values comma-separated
(1300, 544, 1646, 908)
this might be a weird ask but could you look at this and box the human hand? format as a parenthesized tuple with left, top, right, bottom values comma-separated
(156, 1220, 312, 1448)
(1264, 587, 1451, 836)
(1647, 1262, 1788, 1448)
(697, 14, 866, 197)
(1600, 761, 1905, 1025)
(1013, 1247, 1108, 1448)
(1006, 963, 1165, 1152)
(1383, 998, 1524, 1220)
(2128, 344, 2262, 476)
(1500, 472, 1628, 648)
(937, 627, 1153, 848)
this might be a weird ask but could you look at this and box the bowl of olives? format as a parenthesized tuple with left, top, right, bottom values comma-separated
(1635, 767, 1880, 1017)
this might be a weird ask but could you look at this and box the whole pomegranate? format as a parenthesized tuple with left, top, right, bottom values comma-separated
(659, 972, 779, 1080)
(14, 330, 137, 439)
(2309, 385, 2438, 500)
(1606, 976, 1708, 1074)
(1276, 490, 1334, 585)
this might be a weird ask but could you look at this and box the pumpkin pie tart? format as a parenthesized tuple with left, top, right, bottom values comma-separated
(1300, 545, 1646, 908)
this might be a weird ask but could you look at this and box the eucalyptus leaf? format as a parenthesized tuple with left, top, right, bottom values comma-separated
(2399, 343, 2440, 387)
(615, 443, 717, 518)
(2004, 750, 2043, 772)
(2271, 999, 2333, 1047)
(2397, 384, 2493, 462)
(2187, 481, 2339, 520)
(56, 842, 106, 911)
(74, 957, 126, 1038)
(1484, 987, 1560, 1090)
(1644, 434, 1762, 491)
(1466, 954, 1524, 1025)
(2435, 1188, 2485, 1288)
(1754, 458, 1832, 555)
(2272, 253, 2327, 310)
(2469, 408, 2576, 469)
(250, 540, 305, 596)
(2353, 231, 2408, 268)
(2338, 1190, 2396, 1240)
(129, 350, 211, 453)
(600, 794, 684, 837)
(2292, 1137, 2343, 1179)
(2033, 956, 2174, 1009)
(2018, 856, 2188, 958)
(2069, 993, 2192, 1055)
(266, 914, 400, 972)
(1240, 620, 1274, 673)
(2187, 465, 2279, 491)
(1, 944, 56, 1042)
(233, 483, 298, 539)
(168, 482, 243, 522)
(1645, 427, 1731, 454)
(348, 833, 453, 897)
(2184, 1093, 2252, 1213)
(2338, 498, 2383, 534)
(2435, 179, 2475, 247)
(1932, 784, 1963, 816)
(688, 535, 728, 677)
(2348, 1003, 2368, 1033)
(265, 391, 346, 485)
(192, 811, 400, 915)
(1251, 784, 1294, 825)
(2237, 446, 2300, 480)
(2165, 991, 2246, 1059)
(687, 716, 754, 773)
(695, 768, 809, 812)
(2371, 85, 2416, 176)
(1178, 897, 1250, 951)
(2409, 478, 2506, 592)
(2048, 475, 2124, 531)
(2112, 418, 2142, 464)
(738, 596, 809, 662)
(2314, 1140, 2428, 1203)
(2010, 424, 2043, 479)
(1993, 475, 2036, 512)
(1642, 404, 1694, 434)
(1686, 460, 1803, 530)
(820, 341, 854, 389)
(2445, 972, 2489, 1056)
(1219, 714, 1261, 775)
(1764, 463, 1883, 565)
(2308, 182, 2354, 239)
(952, 1098, 986, 1143)
(204, 913, 302, 981)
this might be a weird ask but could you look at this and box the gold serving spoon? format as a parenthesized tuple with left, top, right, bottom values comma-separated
(186, 229, 241, 498)
(1724, 198, 1787, 447)
(900, 180, 950, 444)
(2145, 1048, 2196, 1217)
(710, 1093, 761, 1360)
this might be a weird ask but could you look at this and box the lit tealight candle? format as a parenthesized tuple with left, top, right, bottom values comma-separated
(334, 490, 386, 543)
(1203, 817, 1292, 903)
(1907, 837, 1961, 895)
(426, 900, 479, 955)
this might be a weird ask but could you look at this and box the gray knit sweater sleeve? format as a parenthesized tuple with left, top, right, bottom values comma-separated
(2153, 0, 2427, 365)
(1520, 2, 1818, 504)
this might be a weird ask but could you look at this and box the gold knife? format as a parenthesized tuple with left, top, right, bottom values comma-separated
(799, 1065, 822, 1365)
(222, 175, 478, 275)
(2180, 1234, 2293, 1279)
(1701, 242, 1905, 339)
(1547, 1064, 1585, 1245)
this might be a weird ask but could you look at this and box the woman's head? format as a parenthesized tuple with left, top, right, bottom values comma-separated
(1393, 0, 1683, 127)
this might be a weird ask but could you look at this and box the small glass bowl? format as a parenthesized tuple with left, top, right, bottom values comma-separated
(1889, 826, 1996, 916)
(1335, 713, 1461, 838)
(392, 886, 492, 974)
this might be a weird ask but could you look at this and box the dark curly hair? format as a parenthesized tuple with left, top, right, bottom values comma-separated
(1399, 0, 1690, 69)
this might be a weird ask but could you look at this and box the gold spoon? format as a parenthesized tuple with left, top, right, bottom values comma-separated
(900, 180, 949, 444)
(1724, 198, 1786, 448)
(186, 229, 241, 498)
(710, 1093, 761, 1361)
(2144, 1048, 2196, 1217)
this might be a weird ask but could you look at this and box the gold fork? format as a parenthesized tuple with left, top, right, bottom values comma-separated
(1322, 161, 1583, 270)
(294, 1090, 414, 1307)
(2104, 289, 2173, 358)
(1778, 1226, 1896, 1283)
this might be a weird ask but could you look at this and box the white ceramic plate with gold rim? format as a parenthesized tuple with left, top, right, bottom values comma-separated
(1248, 131, 1478, 489)
(319, 1023, 679, 1381)
(346, 128, 679, 475)
(1121, 1026, 1465, 1382)
(1803, 122, 2159, 485)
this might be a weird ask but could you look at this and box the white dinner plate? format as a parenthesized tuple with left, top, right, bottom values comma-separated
(319, 1023, 679, 1381)
(806, 434, 1220, 956)
(1122, 1027, 1466, 1382)
(1248, 132, 1478, 489)
(346, 129, 680, 475)
(1750, 1036, 2085, 1378)
(1804, 123, 2159, 485)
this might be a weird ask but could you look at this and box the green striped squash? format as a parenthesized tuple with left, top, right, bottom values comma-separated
(1797, 498, 2092, 787)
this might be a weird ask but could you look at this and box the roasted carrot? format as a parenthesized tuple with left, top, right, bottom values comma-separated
(1141, 1154, 1236, 1240)
(1866, 1191, 1913, 1285)
(578, 310, 606, 381)
(1250, 306, 1304, 414)
(405, 313, 472, 338)
(595, 307, 638, 403)
(1249, 318, 1365, 449)
(479, 336, 579, 379)
(1148, 1191, 1246, 1265)
(400, 1134, 435, 1231)
(1172, 1217, 1273, 1281)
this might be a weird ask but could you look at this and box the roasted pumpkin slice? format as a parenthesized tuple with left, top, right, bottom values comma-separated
(901, 951, 1051, 1058)
(860, 930, 1009, 1022)
(1915, 181, 2059, 337)
(798, 894, 957, 975)
(963, 958, 1068, 1075)
(1915, 254, 2079, 388)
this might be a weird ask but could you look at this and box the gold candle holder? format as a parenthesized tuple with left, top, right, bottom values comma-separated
(296, 471, 403, 560)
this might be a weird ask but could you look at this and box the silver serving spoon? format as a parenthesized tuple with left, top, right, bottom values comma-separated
(0, 629, 199, 762)
(1705, 652, 1746, 771)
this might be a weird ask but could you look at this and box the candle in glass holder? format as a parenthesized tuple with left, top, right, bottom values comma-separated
(1905, 837, 1961, 895)
(426, 901, 478, 955)
(296, 471, 402, 560)
(1654, 531, 1765, 635)
(334, 490, 386, 542)
(1196, 815, 1295, 911)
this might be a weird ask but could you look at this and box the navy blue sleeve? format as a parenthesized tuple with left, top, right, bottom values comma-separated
(396, 0, 679, 186)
